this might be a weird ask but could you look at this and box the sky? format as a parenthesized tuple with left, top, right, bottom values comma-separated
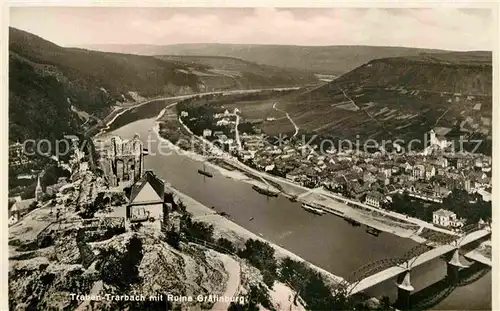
(9, 7, 494, 51)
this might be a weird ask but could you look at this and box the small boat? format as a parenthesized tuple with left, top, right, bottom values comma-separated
(302, 204, 326, 215)
(142, 148, 149, 155)
(252, 185, 279, 197)
(198, 164, 213, 178)
(249, 217, 254, 221)
(366, 227, 381, 237)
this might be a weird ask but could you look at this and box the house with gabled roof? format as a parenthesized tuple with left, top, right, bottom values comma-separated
(364, 191, 384, 208)
(9, 198, 36, 226)
(433, 209, 463, 228)
(126, 170, 168, 231)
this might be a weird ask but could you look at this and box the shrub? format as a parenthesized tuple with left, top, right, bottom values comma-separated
(278, 257, 351, 310)
(180, 214, 214, 242)
(166, 230, 181, 249)
(238, 239, 277, 287)
(228, 284, 273, 311)
(216, 237, 235, 253)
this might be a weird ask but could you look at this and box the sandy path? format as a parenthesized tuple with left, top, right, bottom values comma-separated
(212, 254, 241, 310)
(270, 282, 306, 311)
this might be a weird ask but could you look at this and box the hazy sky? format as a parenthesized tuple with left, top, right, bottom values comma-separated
(9, 7, 494, 50)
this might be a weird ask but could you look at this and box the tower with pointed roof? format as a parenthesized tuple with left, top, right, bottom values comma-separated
(35, 175, 43, 202)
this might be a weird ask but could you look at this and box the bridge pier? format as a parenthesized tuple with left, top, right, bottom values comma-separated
(446, 248, 469, 284)
(395, 270, 414, 310)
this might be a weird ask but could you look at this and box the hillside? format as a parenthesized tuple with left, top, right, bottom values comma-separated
(82, 43, 448, 75)
(9, 29, 315, 143)
(8, 27, 203, 142)
(249, 52, 493, 153)
(156, 55, 317, 91)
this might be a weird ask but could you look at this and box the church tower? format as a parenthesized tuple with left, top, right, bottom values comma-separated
(35, 175, 43, 202)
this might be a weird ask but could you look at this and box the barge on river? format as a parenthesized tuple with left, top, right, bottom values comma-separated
(252, 185, 279, 197)
(301, 203, 326, 215)
(198, 163, 213, 178)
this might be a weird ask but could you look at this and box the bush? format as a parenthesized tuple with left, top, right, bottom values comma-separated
(166, 230, 181, 249)
(238, 239, 277, 287)
(278, 257, 351, 310)
(41, 193, 56, 203)
(180, 214, 214, 242)
(228, 284, 273, 311)
(216, 237, 235, 253)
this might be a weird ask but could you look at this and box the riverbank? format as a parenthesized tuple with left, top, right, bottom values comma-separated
(165, 183, 345, 288)
(152, 119, 433, 244)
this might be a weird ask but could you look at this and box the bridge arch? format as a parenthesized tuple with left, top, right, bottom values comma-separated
(342, 224, 487, 296)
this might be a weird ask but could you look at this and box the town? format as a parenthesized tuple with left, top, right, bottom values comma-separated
(177, 98, 492, 231)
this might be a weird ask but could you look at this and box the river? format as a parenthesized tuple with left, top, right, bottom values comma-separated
(104, 102, 491, 310)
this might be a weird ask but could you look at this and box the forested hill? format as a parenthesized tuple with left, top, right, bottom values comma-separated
(9, 27, 202, 142)
(9, 28, 318, 142)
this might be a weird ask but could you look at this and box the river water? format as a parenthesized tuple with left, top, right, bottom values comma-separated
(106, 111, 491, 310)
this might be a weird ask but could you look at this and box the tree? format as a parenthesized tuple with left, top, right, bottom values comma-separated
(180, 214, 214, 242)
(217, 237, 235, 253)
(166, 230, 181, 249)
(227, 285, 272, 311)
(278, 257, 354, 310)
(238, 239, 277, 287)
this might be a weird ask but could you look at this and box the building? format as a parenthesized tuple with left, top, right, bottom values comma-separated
(202, 129, 212, 137)
(412, 165, 425, 180)
(433, 209, 458, 227)
(9, 142, 31, 166)
(364, 191, 384, 208)
(126, 171, 168, 231)
(425, 165, 436, 180)
(9, 198, 36, 226)
(98, 135, 144, 187)
(429, 129, 450, 150)
(35, 175, 44, 202)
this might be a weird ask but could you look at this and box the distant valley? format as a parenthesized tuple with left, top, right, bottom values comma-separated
(80, 43, 449, 76)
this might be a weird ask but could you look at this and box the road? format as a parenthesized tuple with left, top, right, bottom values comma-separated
(340, 88, 361, 111)
(273, 102, 299, 137)
(217, 147, 458, 236)
(211, 254, 241, 311)
(310, 186, 458, 236)
(197, 134, 458, 237)
(234, 112, 242, 151)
